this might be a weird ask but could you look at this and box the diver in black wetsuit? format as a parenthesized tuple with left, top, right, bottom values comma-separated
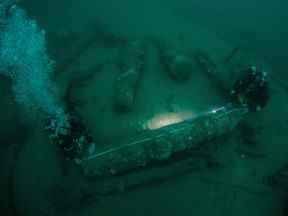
(45, 112, 93, 160)
(230, 66, 269, 112)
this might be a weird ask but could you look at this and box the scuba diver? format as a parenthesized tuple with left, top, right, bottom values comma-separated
(45, 112, 94, 161)
(230, 66, 269, 112)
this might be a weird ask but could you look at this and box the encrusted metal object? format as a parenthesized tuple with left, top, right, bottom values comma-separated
(114, 40, 145, 112)
(80, 105, 248, 177)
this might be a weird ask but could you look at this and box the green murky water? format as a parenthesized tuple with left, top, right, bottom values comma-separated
(1, 1, 288, 215)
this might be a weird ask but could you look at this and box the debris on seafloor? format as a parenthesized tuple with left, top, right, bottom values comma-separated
(222, 45, 241, 65)
(53, 19, 126, 78)
(193, 50, 229, 97)
(113, 40, 145, 113)
(156, 39, 194, 82)
(83, 140, 224, 196)
(161, 51, 194, 82)
(53, 30, 99, 77)
(62, 63, 107, 113)
(193, 50, 218, 75)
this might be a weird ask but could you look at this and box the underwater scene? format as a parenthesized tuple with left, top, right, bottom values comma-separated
(1, 0, 288, 215)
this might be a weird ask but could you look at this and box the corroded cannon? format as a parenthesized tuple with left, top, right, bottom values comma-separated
(80, 105, 248, 177)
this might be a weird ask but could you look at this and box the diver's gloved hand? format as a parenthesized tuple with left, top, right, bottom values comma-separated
(230, 66, 269, 112)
